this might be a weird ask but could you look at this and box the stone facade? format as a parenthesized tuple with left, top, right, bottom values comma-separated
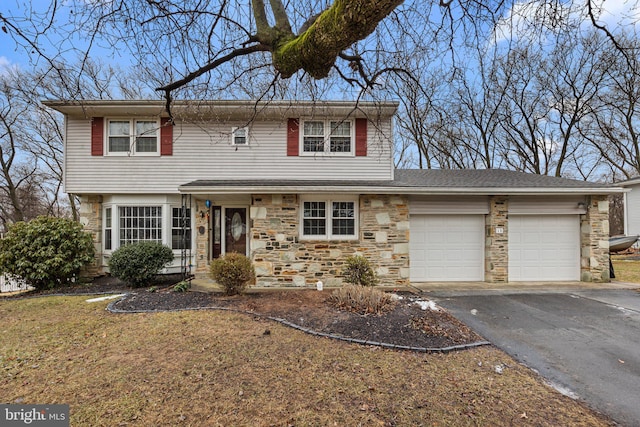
(485, 196, 508, 283)
(580, 195, 610, 282)
(248, 194, 410, 287)
(78, 195, 103, 277)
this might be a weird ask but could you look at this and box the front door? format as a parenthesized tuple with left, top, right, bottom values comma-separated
(221, 207, 247, 256)
(211, 206, 249, 258)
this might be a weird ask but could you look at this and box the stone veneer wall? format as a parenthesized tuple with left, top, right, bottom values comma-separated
(250, 194, 410, 287)
(581, 195, 610, 282)
(78, 195, 103, 277)
(485, 196, 508, 283)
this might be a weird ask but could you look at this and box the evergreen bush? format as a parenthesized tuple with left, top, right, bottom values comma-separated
(0, 216, 95, 290)
(343, 255, 378, 286)
(108, 241, 174, 287)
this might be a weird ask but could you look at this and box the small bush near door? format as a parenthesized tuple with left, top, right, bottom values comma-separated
(210, 253, 255, 295)
(108, 242, 174, 287)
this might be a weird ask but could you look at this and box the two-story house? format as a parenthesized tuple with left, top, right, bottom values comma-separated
(43, 99, 618, 286)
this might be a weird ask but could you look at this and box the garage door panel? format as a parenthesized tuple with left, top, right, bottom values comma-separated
(410, 215, 484, 282)
(509, 215, 580, 281)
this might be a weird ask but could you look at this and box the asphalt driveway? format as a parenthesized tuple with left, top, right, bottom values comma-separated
(432, 288, 640, 426)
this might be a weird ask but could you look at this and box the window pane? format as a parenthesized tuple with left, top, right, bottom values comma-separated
(330, 137, 351, 152)
(332, 201, 355, 236)
(109, 137, 130, 152)
(303, 121, 324, 136)
(118, 205, 162, 246)
(330, 121, 350, 136)
(233, 127, 247, 145)
(171, 207, 191, 249)
(136, 121, 156, 136)
(109, 121, 129, 136)
(303, 137, 324, 152)
(136, 137, 157, 152)
(304, 219, 326, 235)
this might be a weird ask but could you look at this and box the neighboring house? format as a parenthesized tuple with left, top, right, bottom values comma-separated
(615, 177, 640, 237)
(43, 100, 620, 286)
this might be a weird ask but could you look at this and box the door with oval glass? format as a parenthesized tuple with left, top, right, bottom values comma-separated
(223, 207, 247, 256)
(211, 206, 248, 258)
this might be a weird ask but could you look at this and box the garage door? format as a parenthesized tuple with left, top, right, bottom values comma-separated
(410, 215, 485, 281)
(509, 215, 580, 281)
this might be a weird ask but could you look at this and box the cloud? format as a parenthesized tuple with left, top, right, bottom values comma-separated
(492, 0, 640, 45)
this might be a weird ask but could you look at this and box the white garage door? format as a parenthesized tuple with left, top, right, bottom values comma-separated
(410, 215, 485, 281)
(509, 215, 580, 281)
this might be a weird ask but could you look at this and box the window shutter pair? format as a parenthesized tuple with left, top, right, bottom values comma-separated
(287, 118, 367, 156)
(90, 117, 173, 156)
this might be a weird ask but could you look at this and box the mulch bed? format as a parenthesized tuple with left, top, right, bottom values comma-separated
(3, 276, 487, 350)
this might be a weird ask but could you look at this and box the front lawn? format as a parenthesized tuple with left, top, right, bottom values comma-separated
(0, 296, 613, 426)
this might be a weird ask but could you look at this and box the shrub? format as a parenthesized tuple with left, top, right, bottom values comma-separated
(209, 253, 255, 295)
(0, 216, 95, 290)
(343, 255, 378, 286)
(108, 242, 174, 287)
(173, 281, 190, 292)
(328, 284, 396, 315)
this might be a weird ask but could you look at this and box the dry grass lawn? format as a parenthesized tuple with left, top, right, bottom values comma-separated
(0, 296, 614, 426)
(611, 256, 640, 283)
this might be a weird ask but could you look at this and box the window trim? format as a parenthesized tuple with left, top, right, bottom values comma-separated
(105, 118, 160, 156)
(299, 119, 354, 156)
(299, 195, 359, 241)
(231, 126, 249, 146)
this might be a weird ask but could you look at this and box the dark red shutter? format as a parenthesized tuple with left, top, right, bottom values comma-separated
(287, 118, 299, 156)
(91, 117, 104, 156)
(160, 117, 173, 156)
(355, 118, 367, 156)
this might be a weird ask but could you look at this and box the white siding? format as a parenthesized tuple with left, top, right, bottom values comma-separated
(625, 185, 640, 236)
(64, 118, 394, 194)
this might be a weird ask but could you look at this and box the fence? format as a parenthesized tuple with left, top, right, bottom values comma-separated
(0, 274, 32, 293)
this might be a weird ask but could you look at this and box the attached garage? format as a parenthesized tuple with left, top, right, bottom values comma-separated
(409, 196, 488, 282)
(508, 197, 584, 281)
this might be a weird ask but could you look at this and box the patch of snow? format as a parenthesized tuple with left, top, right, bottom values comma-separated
(470, 309, 478, 315)
(390, 293, 403, 301)
(545, 381, 579, 399)
(86, 294, 126, 303)
(414, 299, 439, 311)
(494, 364, 504, 374)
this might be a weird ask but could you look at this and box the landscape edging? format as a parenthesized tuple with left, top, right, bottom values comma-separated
(106, 293, 492, 354)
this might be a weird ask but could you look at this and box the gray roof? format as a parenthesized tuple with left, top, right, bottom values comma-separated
(393, 169, 610, 189)
(180, 169, 619, 195)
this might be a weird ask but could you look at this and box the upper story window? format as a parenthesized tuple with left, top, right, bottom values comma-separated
(232, 127, 248, 146)
(301, 120, 353, 155)
(107, 119, 159, 155)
